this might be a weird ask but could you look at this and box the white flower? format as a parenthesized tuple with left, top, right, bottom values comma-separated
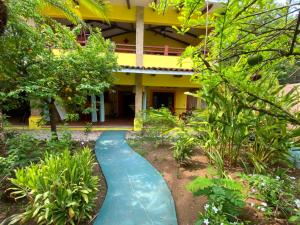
(294, 199, 300, 208)
(212, 206, 219, 213)
(203, 218, 209, 225)
(290, 176, 296, 180)
(261, 202, 267, 207)
(275, 176, 280, 180)
(204, 204, 209, 211)
(81, 141, 85, 145)
(260, 207, 266, 212)
(250, 202, 255, 207)
(220, 223, 224, 225)
(261, 182, 265, 187)
(251, 188, 256, 193)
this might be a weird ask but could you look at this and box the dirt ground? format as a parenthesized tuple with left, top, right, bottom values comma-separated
(139, 143, 208, 225)
(128, 138, 293, 225)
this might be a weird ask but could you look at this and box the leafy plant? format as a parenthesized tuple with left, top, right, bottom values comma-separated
(188, 177, 246, 224)
(171, 130, 195, 163)
(142, 107, 177, 145)
(6, 133, 42, 167)
(5, 148, 99, 225)
(244, 173, 299, 218)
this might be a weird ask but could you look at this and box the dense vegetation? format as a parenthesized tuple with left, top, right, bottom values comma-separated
(133, 0, 300, 224)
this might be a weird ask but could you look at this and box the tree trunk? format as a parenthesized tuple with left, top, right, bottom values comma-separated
(48, 98, 58, 140)
(0, 108, 5, 144)
(0, 0, 8, 35)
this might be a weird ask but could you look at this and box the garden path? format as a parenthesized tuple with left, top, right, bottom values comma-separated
(94, 131, 177, 225)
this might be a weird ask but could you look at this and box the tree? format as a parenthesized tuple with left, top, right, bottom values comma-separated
(153, 0, 300, 170)
(0, 0, 118, 140)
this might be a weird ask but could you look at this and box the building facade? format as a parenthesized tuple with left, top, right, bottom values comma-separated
(24, 0, 217, 130)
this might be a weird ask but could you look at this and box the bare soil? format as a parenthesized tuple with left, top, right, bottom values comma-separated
(137, 142, 208, 225)
(128, 139, 293, 225)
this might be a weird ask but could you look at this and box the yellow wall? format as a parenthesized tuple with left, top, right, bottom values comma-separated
(142, 74, 198, 88)
(117, 53, 136, 66)
(113, 73, 135, 85)
(44, 4, 182, 26)
(116, 53, 192, 69)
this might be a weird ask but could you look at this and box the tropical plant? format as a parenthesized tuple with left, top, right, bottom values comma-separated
(152, 0, 300, 173)
(188, 177, 246, 224)
(5, 148, 99, 225)
(142, 107, 177, 145)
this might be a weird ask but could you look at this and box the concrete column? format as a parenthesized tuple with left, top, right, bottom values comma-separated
(99, 93, 105, 122)
(135, 6, 144, 116)
(142, 89, 147, 111)
(136, 6, 144, 67)
(91, 95, 97, 122)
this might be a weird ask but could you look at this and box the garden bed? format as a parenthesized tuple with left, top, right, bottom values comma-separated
(0, 131, 107, 225)
(127, 133, 299, 225)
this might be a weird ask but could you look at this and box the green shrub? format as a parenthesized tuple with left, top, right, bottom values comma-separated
(188, 177, 246, 224)
(44, 132, 73, 154)
(171, 130, 195, 163)
(244, 173, 298, 218)
(6, 133, 42, 167)
(6, 148, 99, 225)
(142, 107, 177, 145)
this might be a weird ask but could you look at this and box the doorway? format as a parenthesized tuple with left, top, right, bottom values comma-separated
(118, 91, 135, 118)
(152, 92, 175, 112)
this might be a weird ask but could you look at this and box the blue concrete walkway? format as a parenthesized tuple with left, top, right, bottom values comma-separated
(94, 131, 178, 225)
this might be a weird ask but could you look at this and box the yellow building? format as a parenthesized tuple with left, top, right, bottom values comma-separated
(24, 0, 218, 130)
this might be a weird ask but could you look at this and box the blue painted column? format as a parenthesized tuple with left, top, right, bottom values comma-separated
(99, 93, 105, 122)
(91, 95, 97, 122)
(142, 90, 147, 111)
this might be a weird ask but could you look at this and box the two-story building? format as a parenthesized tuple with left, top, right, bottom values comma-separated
(9, 0, 217, 130)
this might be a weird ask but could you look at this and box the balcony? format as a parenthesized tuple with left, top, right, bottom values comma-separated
(115, 44, 185, 56)
(77, 36, 185, 56)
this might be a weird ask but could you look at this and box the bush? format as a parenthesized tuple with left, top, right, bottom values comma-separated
(188, 177, 246, 224)
(6, 148, 99, 225)
(6, 133, 42, 167)
(171, 128, 195, 163)
(244, 173, 299, 218)
(142, 107, 177, 145)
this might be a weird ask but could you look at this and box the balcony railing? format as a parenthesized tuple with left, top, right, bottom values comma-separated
(115, 44, 184, 56)
(77, 35, 185, 56)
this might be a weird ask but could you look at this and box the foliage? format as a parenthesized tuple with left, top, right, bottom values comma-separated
(6, 133, 42, 167)
(244, 173, 300, 218)
(142, 107, 177, 145)
(44, 132, 73, 153)
(167, 120, 197, 163)
(0, 0, 118, 138)
(188, 177, 246, 224)
(5, 148, 99, 225)
(152, 0, 300, 173)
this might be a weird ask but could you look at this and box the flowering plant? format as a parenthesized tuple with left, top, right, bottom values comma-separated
(245, 173, 299, 219)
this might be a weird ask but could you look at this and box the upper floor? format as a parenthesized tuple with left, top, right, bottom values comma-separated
(45, 0, 218, 69)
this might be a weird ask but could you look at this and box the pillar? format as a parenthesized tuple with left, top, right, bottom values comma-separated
(29, 100, 42, 129)
(134, 6, 144, 131)
(91, 95, 97, 122)
(142, 89, 147, 111)
(99, 93, 105, 122)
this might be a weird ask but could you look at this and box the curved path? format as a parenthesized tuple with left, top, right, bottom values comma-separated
(94, 131, 178, 225)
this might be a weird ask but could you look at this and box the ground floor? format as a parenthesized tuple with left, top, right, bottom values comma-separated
(5, 72, 200, 130)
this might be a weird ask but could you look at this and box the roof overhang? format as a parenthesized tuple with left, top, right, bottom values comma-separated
(117, 67, 194, 75)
